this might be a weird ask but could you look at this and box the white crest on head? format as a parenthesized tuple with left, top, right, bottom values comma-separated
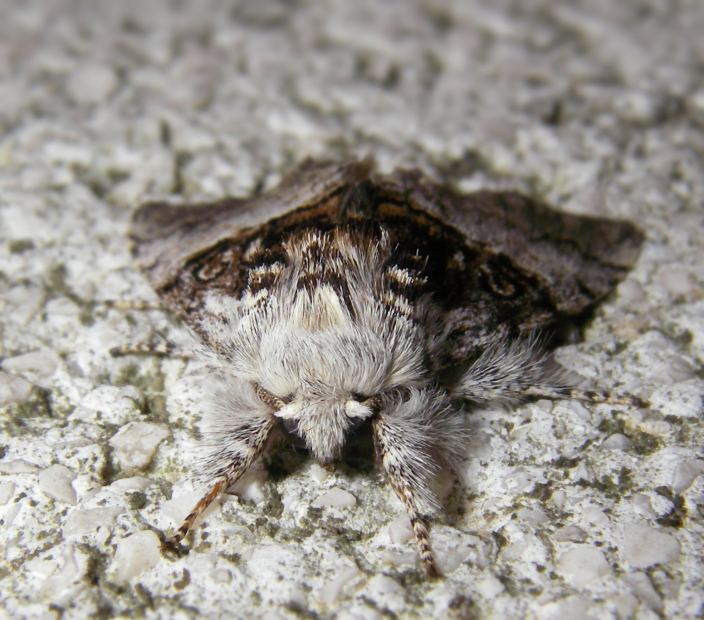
(345, 400, 373, 418)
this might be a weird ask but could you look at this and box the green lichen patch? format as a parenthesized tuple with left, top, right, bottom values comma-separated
(173, 568, 191, 591)
(127, 492, 148, 510)
(112, 361, 168, 424)
(597, 416, 663, 455)
(525, 481, 554, 503)
(576, 466, 635, 499)
(8, 239, 35, 254)
(654, 486, 688, 528)
(446, 594, 481, 620)
(0, 386, 54, 435)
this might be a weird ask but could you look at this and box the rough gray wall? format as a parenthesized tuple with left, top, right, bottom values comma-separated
(0, 0, 702, 618)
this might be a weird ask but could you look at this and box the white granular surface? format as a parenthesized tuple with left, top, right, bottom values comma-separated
(1, 1, 702, 618)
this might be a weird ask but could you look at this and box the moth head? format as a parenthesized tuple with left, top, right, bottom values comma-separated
(256, 385, 375, 463)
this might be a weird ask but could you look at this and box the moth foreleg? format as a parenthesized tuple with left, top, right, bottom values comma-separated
(372, 417, 440, 579)
(171, 477, 229, 545)
(172, 416, 275, 545)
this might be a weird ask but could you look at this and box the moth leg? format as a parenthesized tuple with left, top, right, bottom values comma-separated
(522, 386, 648, 408)
(453, 334, 561, 404)
(171, 416, 275, 545)
(109, 339, 184, 358)
(454, 334, 648, 408)
(171, 478, 228, 545)
(100, 299, 163, 311)
(110, 329, 192, 359)
(105, 299, 190, 357)
(372, 417, 440, 579)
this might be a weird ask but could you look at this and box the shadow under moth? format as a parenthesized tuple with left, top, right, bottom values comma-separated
(129, 158, 645, 578)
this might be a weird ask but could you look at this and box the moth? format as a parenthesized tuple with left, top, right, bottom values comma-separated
(129, 158, 644, 577)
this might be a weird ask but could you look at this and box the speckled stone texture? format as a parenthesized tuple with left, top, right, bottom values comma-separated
(1, 0, 703, 618)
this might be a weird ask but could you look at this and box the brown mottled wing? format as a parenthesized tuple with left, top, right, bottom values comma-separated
(377, 169, 644, 357)
(130, 159, 371, 317)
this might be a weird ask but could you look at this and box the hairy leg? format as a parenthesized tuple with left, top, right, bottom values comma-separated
(373, 416, 438, 577)
(454, 333, 647, 407)
(371, 388, 469, 577)
(172, 415, 275, 545)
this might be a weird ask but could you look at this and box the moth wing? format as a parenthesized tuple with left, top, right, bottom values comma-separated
(450, 189, 643, 316)
(381, 169, 643, 331)
(131, 159, 372, 291)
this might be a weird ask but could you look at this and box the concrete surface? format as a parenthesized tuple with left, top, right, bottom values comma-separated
(0, 0, 703, 618)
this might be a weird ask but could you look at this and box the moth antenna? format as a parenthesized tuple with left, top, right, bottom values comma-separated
(372, 417, 440, 579)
